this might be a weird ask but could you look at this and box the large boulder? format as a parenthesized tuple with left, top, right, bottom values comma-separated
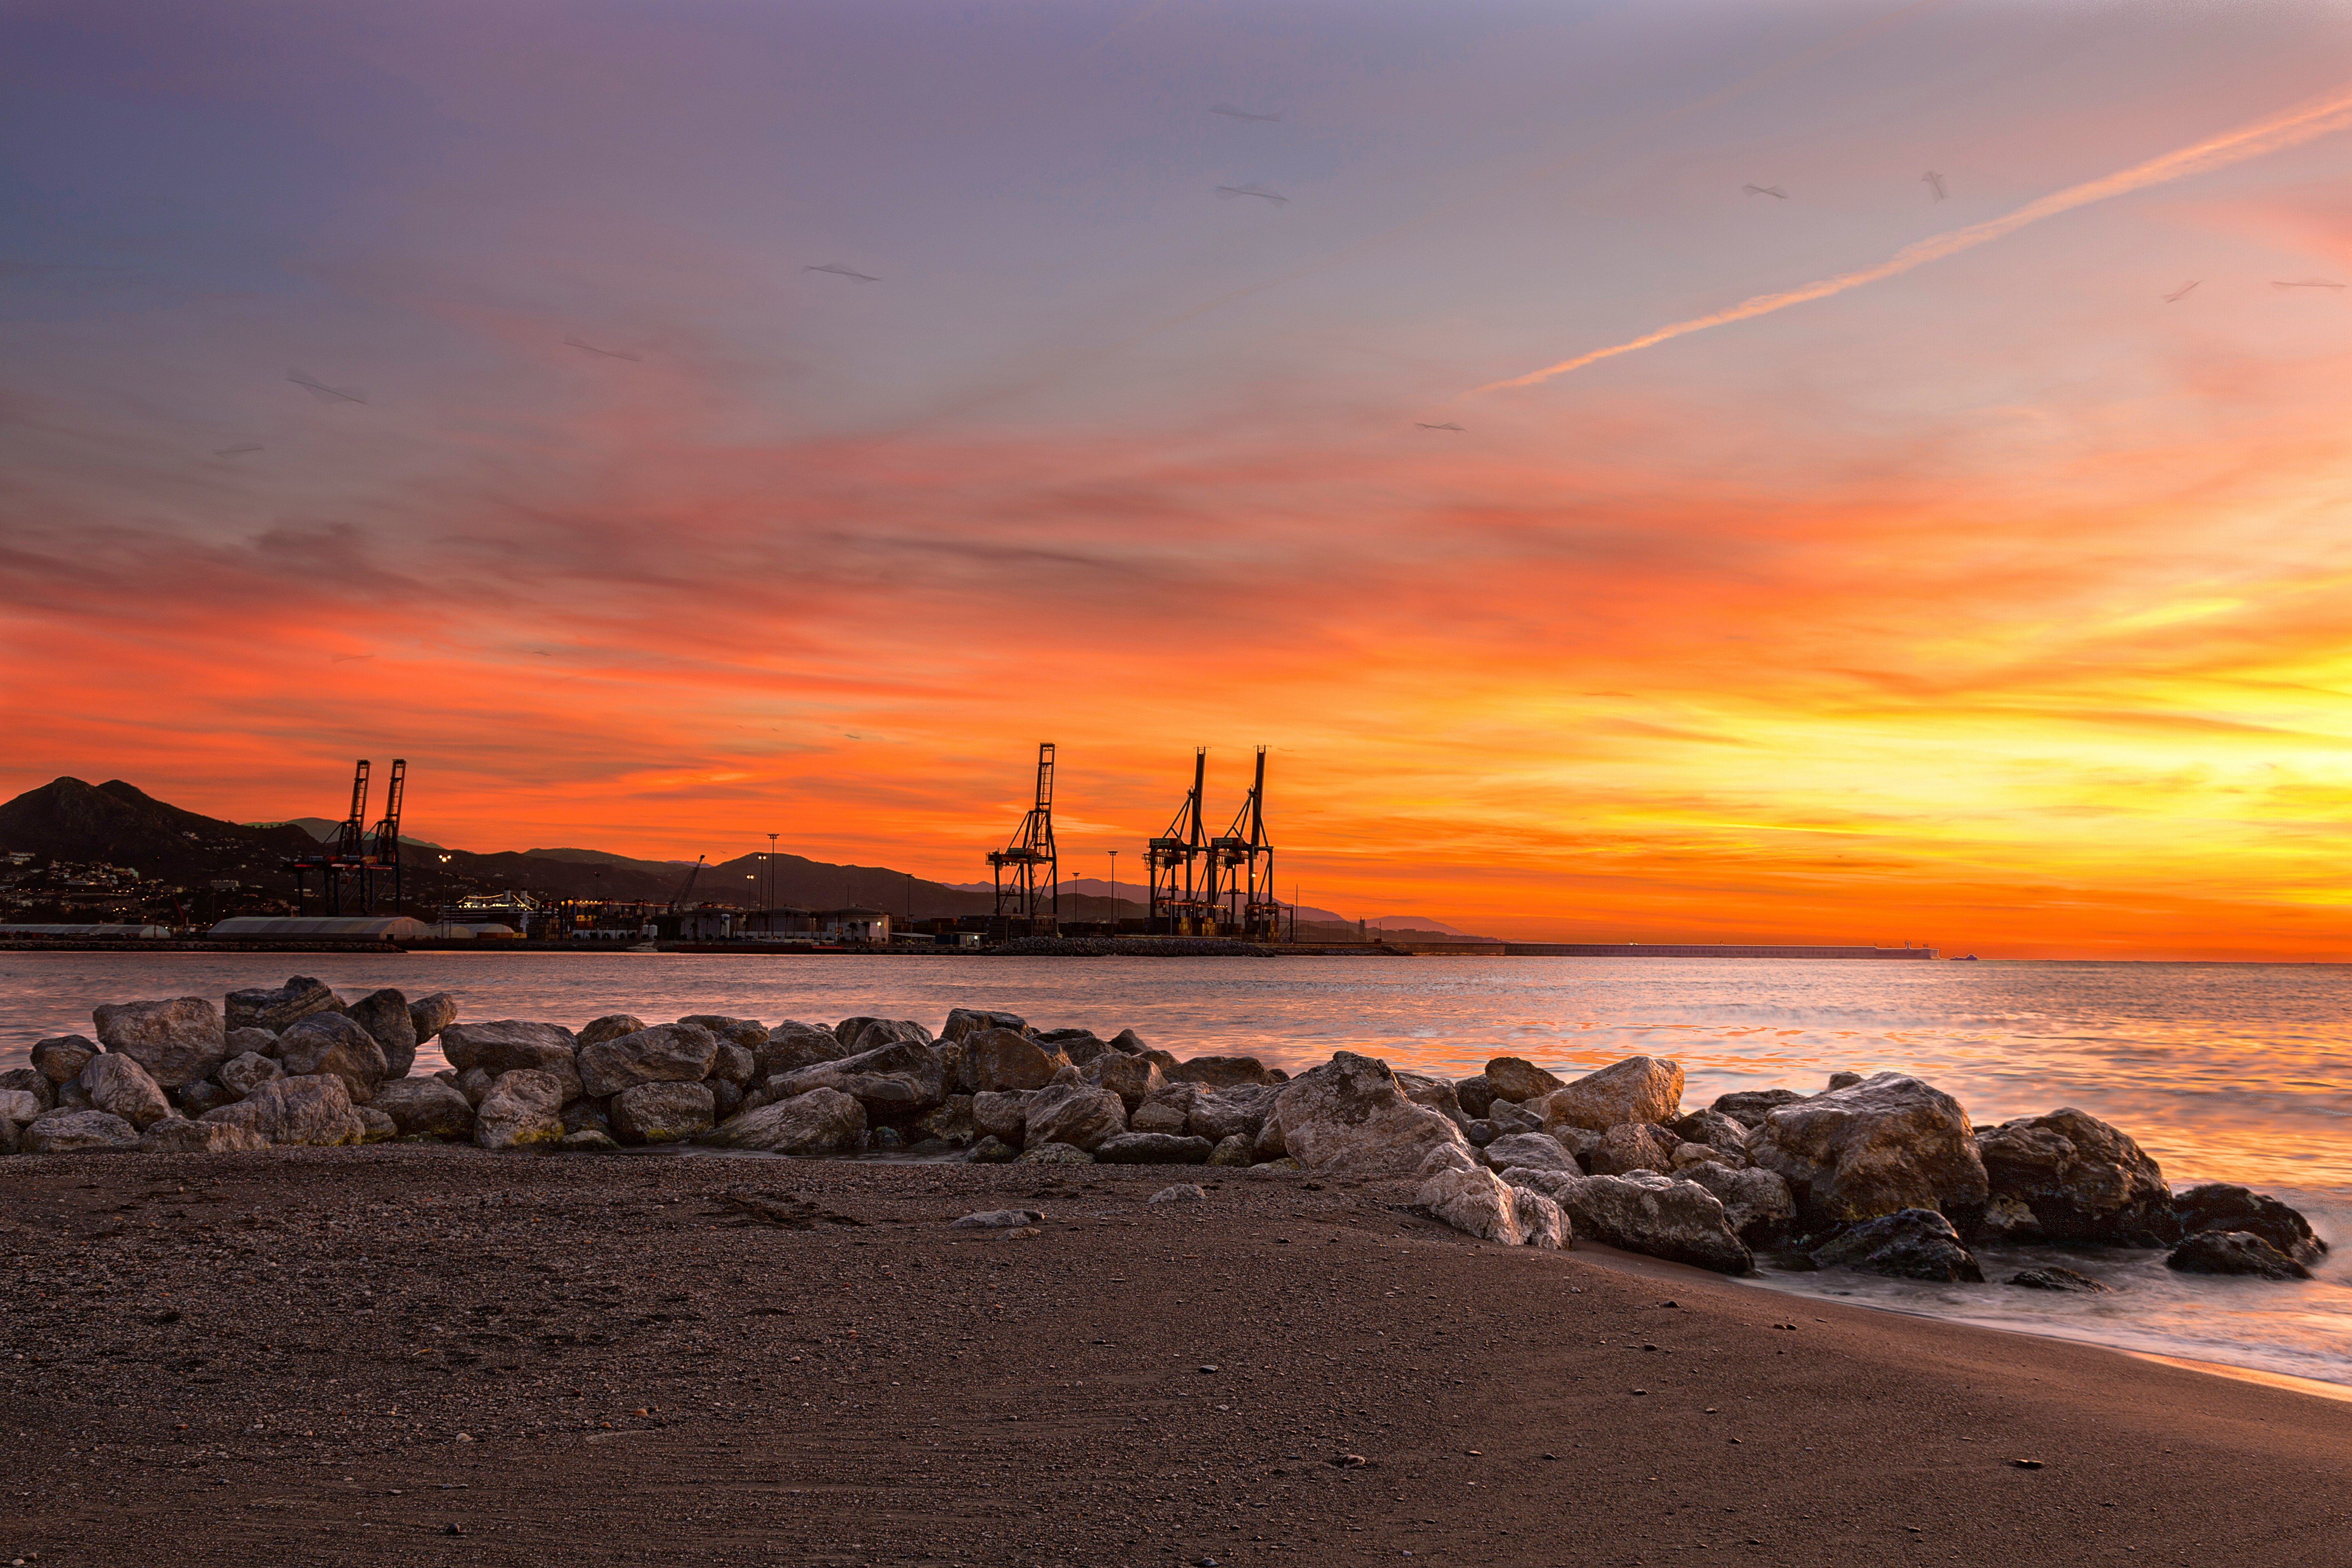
(1484, 1057, 1566, 1104)
(1745, 1073, 1988, 1232)
(1973, 1108, 2175, 1246)
(1270, 1051, 1470, 1179)
(1420, 1164, 1566, 1248)
(1666, 1108, 1750, 1158)
(577, 1022, 719, 1098)
(679, 1015, 768, 1052)
(1506, 1167, 1751, 1274)
(963, 1028, 1069, 1093)
(22, 1109, 142, 1154)
(1035, 1028, 1112, 1066)
(80, 1054, 173, 1130)
(1396, 1071, 1468, 1127)
(274, 1013, 390, 1104)
(971, 1090, 1030, 1146)
(30, 1035, 100, 1084)
(1677, 1161, 1795, 1248)
(1167, 1056, 1278, 1089)
(942, 1007, 1028, 1044)
(1483, 1131, 1581, 1175)
(91, 997, 227, 1088)
(1082, 1052, 1163, 1114)
(173, 1079, 237, 1118)
(1535, 1056, 1684, 1134)
(408, 991, 459, 1044)
(2166, 1230, 2311, 1281)
(440, 1021, 581, 1100)
(612, 1081, 716, 1145)
(200, 1075, 365, 1146)
(0, 1087, 45, 1123)
(138, 1117, 269, 1154)
(1712, 1088, 1807, 1125)
(223, 1027, 279, 1060)
(1130, 1082, 1198, 1136)
(372, 1076, 477, 1140)
(224, 976, 337, 1033)
(760, 1020, 851, 1077)
(701, 1088, 868, 1154)
(1020, 1081, 1128, 1153)
(769, 1038, 947, 1118)
(1809, 1209, 1984, 1282)
(1591, 1123, 1682, 1176)
(216, 1051, 283, 1099)
(577, 1014, 650, 1050)
(1454, 1074, 1497, 1119)
(834, 1017, 931, 1056)
(472, 1069, 569, 1149)
(343, 989, 419, 1078)
(2173, 1184, 2326, 1264)
(1188, 1083, 1283, 1145)
(1095, 1132, 1214, 1165)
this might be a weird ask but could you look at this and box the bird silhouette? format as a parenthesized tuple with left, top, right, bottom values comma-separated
(1742, 184, 1788, 199)
(806, 263, 881, 283)
(287, 368, 366, 403)
(1921, 171, 1947, 201)
(2162, 281, 2200, 303)
(2272, 278, 2346, 290)
(1415, 421, 1465, 432)
(1210, 105, 1282, 122)
(564, 335, 642, 361)
(1214, 183, 1289, 206)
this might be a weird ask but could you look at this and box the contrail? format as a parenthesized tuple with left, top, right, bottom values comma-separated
(1478, 80, 2352, 394)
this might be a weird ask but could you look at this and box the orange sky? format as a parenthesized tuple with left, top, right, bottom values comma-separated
(5, 2, 2352, 957)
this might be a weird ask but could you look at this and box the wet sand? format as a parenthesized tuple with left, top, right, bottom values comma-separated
(3, 1147, 2347, 1566)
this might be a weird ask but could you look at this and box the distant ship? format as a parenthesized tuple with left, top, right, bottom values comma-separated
(1954, 953, 1980, 960)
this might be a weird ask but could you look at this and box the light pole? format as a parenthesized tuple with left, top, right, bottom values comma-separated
(766, 832, 779, 914)
(1108, 849, 1119, 935)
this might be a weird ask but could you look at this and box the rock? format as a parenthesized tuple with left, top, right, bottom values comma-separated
(355, 1106, 399, 1143)
(1462, 1118, 1498, 1147)
(274, 1013, 390, 1104)
(612, 1081, 717, 1145)
(1669, 1140, 1742, 1173)
(1130, 1086, 1195, 1136)
(0, 1088, 45, 1123)
(372, 1076, 477, 1140)
(2010, 1267, 2109, 1292)
(1096, 1132, 1214, 1165)
(216, 1051, 283, 1099)
(1809, 1209, 1984, 1283)
(1016, 1142, 1096, 1166)
(760, 1020, 851, 1077)
(710, 1043, 756, 1087)
(701, 1088, 869, 1155)
(1270, 1051, 1470, 1179)
(30, 1034, 101, 1084)
(942, 1007, 1027, 1044)
(81, 1054, 173, 1129)
(1827, 1071, 1864, 1090)
(1148, 1183, 1206, 1205)
(1745, 1072, 1989, 1232)
(577, 1022, 719, 1098)
(0, 1068, 56, 1111)
(559, 1129, 620, 1152)
(1506, 1168, 1751, 1274)
(1711, 1088, 1808, 1125)
(1208, 1134, 1252, 1167)
(906, 1094, 972, 1146)
(343, 989, 419, 1078)
(408, 991, 458, 1044)
(1667, 1108, 1750, 1155)
(951, 1209, 1044, 1228)
(1419, 1140, 1480, 1179)
(1487, 1099, 1544, 1136)
(1483, 1131, 1580, 1175)
(2173, 1184, 2326, 1263)
(1083, 1052, 1164, 1114)
(222, 1026, 279, 1060)
(1453, 1074, 1497, 1118)
(1485, 1057, 1566, 1103)
(1250, 1116, 1288, 1163)
(1974, 1108, 2176, 1246)
(770, 1039, 947, 1117)
(1676, 1162, 1794, 1247)
(20, 1109, 141, 1154)
(439, 1020, 579, 1088)
(174, 1078, 236, 1117)
(964, 1028, 1071, 1093)
(2165, 1230, 2311, 1281)
(710, 1078, 744, 1119)
(972, 1090, 1030, 1146)
(55, 1079, 92, 1110)
(1021, 1082, 1128, 1153)
(561, 1098, 612, 1136)
(91, 997, 227, 1088)
(1515, 1187, 1570, 1250)
(966, 1134, 1019, 1163)
(1418, 1165, 1565, 1248)
(224, 976, 337, 1033)
(1396, 1071, 1468, 1127)
(472, 1069, 570, 1150)
(1034, 1027, 1111, 1065)
(1591, 1123, 1682, 1176)
(577, 1014, 649, 1050)
(200, 1075, 365, 1146)
(1536, 1056, 1684, 1134)
(138, 1117, 269, 1154)
(834, 1017, 932, 1056)
(454, 1067, 495, 1107)
(679, 1015, 768, 1052)
(1107, 1028, 1149, 1055)
(1188, 1084, 1282, 1145)
(1167, 1056, 1278, 1088)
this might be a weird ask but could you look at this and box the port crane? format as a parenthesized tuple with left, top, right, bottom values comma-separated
(1145, 748, 1210, 935)
(988, 743, 1059, 936)
(1202, 746, 1278, 939)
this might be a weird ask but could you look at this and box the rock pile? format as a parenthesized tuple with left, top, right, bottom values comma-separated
(2, 978, 2326, 1292)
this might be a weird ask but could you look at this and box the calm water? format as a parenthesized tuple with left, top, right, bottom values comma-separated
(5, 953, 2347, 1385)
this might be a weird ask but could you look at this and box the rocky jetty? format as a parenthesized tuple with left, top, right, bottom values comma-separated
(0, 977, 2328, 1294)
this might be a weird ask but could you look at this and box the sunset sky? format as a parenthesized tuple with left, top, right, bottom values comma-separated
(7, 0, 2352, 958)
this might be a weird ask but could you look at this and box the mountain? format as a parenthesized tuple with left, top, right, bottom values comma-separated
(0, 778, 321, 882)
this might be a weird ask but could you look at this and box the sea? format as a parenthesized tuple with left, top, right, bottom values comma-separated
(5, 952, 2347, 1390)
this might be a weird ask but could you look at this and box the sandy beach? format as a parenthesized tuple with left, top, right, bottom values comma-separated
(4, 1146, 2345, 1568)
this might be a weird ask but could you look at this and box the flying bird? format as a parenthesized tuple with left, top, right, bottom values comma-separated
(2162, 281, 2200, 303)
(212, 442, 263, 457)
(1742, 184, 1788, 199)
(287, 368, 366, 403)
(806, 263, 881, 283)
(2272, 278, 2346, 290)
(1214, 183, 1289, 206)
(1921, 170, 1947, 201)
(1210, 105, 1281, 122)
(564, 335, 642, 361)
(1415, 421, 1465, 432)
